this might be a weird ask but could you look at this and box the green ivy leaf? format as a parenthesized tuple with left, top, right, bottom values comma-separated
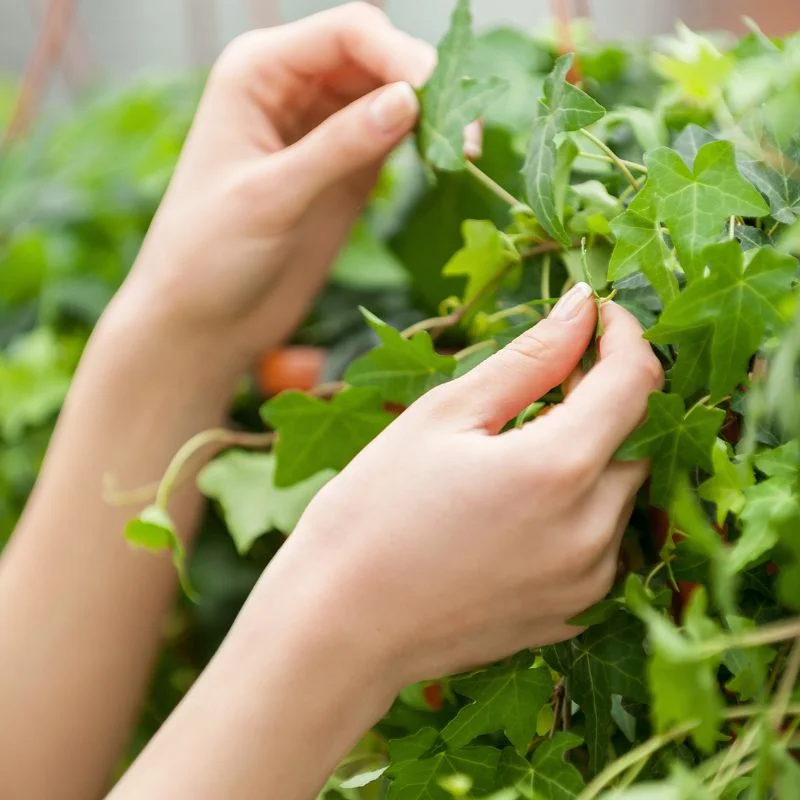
(641, 590, 724, 752)
(345, 309, 456, 405)
(698, 439, 754, 525)
(522, 54, 606, 245)
(124, 505, 195, 599)
(442, 220, 518, 303)
(261, 388, 393, 487)
(731, 476, 800, 572)
(417, 0, 506, 171)
(617, 393, 725, 508)
(543, 613, 648, 772)
(197, 451, 333, 554)
(647, 241, 797, 401)
(529, 733, 586, 799)
(738, 138, 800, 224)
(387, 745, 500, 800)
(608, 187, 679, 303)
(442, 652, 554, 755)
(645, 141, 769, 281)
(723, 617, 775, 701)
(754, 440, 800, 479)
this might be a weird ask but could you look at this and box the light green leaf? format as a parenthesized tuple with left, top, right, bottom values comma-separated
(442, 652, 553, 755)
(737, 138, 800, 224)
(698, 439, 754, 525)
(731, 476, 800, 572)
(754, 440, 800, 478)
(418, 0, 506, 171)
(261, 388, 393, 487)
(522, 55, 606, 245)
(197, 451, 333, 554)
(124, 505, 195, 599)
(647, 241, 797, 401)
(345, 309, 457, 405)
(442, 220, 517, 302)
(645, 141, 769, 280)
(617, 393, 724, 508)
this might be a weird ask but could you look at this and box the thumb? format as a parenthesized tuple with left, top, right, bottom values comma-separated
(458, 282, 597, 433)
(276, 81, 419, 213)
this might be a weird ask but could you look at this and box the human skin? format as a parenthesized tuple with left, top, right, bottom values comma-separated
(0, 4, 662, 799)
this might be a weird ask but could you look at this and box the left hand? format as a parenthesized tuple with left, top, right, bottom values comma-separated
(117, 3, 434, 377)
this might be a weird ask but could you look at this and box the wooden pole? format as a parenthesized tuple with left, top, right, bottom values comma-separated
(4, 0, 77, 142)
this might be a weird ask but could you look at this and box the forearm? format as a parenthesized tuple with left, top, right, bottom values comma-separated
(108, 541, 398, 800)
(0, 292, 241, 799)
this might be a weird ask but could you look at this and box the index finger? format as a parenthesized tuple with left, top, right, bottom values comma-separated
(528, 302, 664, 465)
(229, 4, 436, 93)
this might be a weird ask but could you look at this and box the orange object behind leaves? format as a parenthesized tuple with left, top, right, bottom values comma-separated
(256, 347, 326, 396)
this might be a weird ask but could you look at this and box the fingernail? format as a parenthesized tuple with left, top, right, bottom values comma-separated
(369, 82, 419, 133)
(550, 282, 593, 321)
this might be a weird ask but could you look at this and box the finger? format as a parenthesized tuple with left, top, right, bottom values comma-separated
(274, 81, 419, 213)
(453, 282, 597, 433)
(217, 4, 436, 98)
(563, 365, 585, 396)
(464, 121, 483, 160)
(529, 301, 663, 465)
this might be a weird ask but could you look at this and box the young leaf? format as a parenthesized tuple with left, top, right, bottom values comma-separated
(442, 220, 517, 303)
(731, 476, 800, 572)
(698, 439, 754, 525)
(261, 388, 393, 487)
(417, 0, 506, 171)
(645, 141, 769, 280)
(647, 241, 797, 401)
(617, 393, 725, 508)
(543, 613, 648, 772)
(197, 451, 333, 554)
(522, 55, 606, 245)
(124, 505, 194, 599)
(641, 592, 724, 752)
(441, 652, 553, 755)
(608, 187, 679, 303)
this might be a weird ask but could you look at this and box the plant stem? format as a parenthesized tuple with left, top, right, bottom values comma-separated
(454, 340, 496, 361)
(698, 618, 800, 658)
(578, 723, 696, 800)
(576, 150, 649, 173)
(578, 128, 640, 190)
(487, 304, 541, 324)
(772, 638, 800, 730)
(401, 242, 561, 339)
(4, 0, 76, 143)
(154, 428, 276, 510)
(541, 253, 552, 301)
(465, 161, 522, 208)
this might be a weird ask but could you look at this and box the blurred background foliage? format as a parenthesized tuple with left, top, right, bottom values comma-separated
(2, 0, 800, 777)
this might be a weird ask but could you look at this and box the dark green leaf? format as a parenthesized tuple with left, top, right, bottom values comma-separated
(261, 388, 393, 487)
(442, 652, 553, 755)
(617, 393, 725, 508)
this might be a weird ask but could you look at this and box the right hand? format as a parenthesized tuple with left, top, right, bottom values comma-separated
(268, 284, 663, 689)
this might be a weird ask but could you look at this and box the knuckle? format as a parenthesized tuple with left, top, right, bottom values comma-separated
(504, 329, 551, 371)
(553, 446, 597, 488)
(640, 349, 665, 391)
(412, 381, 462, 419)
(211, 31, 263, 86)
(341, 1, 387, 25)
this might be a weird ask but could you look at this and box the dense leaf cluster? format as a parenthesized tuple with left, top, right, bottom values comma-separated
(3, 1, 800, 794)
(187, 4, 800, 796)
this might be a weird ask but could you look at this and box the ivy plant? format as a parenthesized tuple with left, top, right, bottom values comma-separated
(120, 1, 800, 795)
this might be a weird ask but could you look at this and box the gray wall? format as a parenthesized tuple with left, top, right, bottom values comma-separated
(1, 1, 797, 93)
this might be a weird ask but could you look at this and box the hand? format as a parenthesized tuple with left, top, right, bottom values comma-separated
(270, 286, 663, 688)
(117, 3, 434, 374)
